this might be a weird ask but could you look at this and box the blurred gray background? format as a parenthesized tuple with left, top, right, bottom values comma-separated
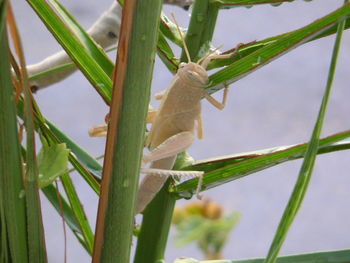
(12, 1, 350, 262)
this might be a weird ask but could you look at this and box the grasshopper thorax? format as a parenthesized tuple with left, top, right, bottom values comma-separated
(177, 62, 209, 88)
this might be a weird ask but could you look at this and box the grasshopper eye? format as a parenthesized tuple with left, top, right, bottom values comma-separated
(179, 62, 186, 69)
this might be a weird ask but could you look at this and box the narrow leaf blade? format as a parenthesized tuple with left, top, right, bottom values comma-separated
(207, 4, 350, 94)
(26, 0, 113, 104)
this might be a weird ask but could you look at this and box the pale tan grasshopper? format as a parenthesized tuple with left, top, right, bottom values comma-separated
(90, 14, 237, 214)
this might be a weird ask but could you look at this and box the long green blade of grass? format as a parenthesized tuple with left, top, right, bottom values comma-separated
(157, 31, 178, 73)
(207, 18, 350, 71)
(0, 2, 29, 261)
(21, 142, 93, 254)
(17, 98, 97, 251)
(263, 2, 348, 262)
(60, 173, 94, 253)
(31, 114, 97, 251)
(7, 5, 47, 261)
(0, 187, 10, 262)
(48, 0, 114, 76)
(207, 3, 350, 94)
(26, 0, 113, 104)
(22, 2, 350, 87)
(26, 16, 350, 84)
(39, 118, 101, 193)
(46, 120, 103, 180)
(20, 123, 94, 254)
(175, 130, 350, 195)
(41, 184, 90, 251)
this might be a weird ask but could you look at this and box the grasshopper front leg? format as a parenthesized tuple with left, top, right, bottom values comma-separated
(88, 106, 158, 137)
(200, 44, 244, 110)
(204, 86, 229, 110)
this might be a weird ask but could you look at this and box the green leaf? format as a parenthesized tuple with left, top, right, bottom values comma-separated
(41, 185, 88, 250)
(16, 96, 101, 194)
(26, 0, 113, 104)
(175, 130, 350, 196)
(0, 8, 29, 262)
(47, 0, 114, 76)
(206, 3, 350, 94)
(174, 213, 239, 247)
(263, 5, 348, 262)
(174, 216, 209, 246)
(23, 142, 92, 253)
(37, 143, 69, 188)
(38, 118, 101, 194)
(46, 120, 103, 179)
(60, 173, 94, 253)
(160, 12, 182, 47)
(206, 17, 350, 72)
(157, 31, 178, 74)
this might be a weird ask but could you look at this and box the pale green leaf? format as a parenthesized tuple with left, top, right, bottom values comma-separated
(38, 143, 69, 188)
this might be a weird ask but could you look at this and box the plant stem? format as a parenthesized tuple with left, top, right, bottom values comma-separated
(134, 181, 176, 263)
(181, 0, 219, 62)
(135, 1, 220, 262)
(0, 3, 29, 262)
(7, 4, 47, 261)
(92, 0, 162, 262)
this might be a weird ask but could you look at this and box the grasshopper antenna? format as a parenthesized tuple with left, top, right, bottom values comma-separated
(171, 13, 191, 63)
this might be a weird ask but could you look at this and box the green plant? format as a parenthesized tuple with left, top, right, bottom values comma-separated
(0, 0, 349, 262)
(172, 200, 240, 260)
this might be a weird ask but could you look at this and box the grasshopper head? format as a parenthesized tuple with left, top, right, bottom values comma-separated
(177, 62, 209, 87)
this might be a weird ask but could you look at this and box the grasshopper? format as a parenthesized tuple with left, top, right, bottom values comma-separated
(89, 15, 236, 214)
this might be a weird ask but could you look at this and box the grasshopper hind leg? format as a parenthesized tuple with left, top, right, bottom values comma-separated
(137, 157, 204, 214)
(138, 131, 205, 213)
(140, 167, 204, 199)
